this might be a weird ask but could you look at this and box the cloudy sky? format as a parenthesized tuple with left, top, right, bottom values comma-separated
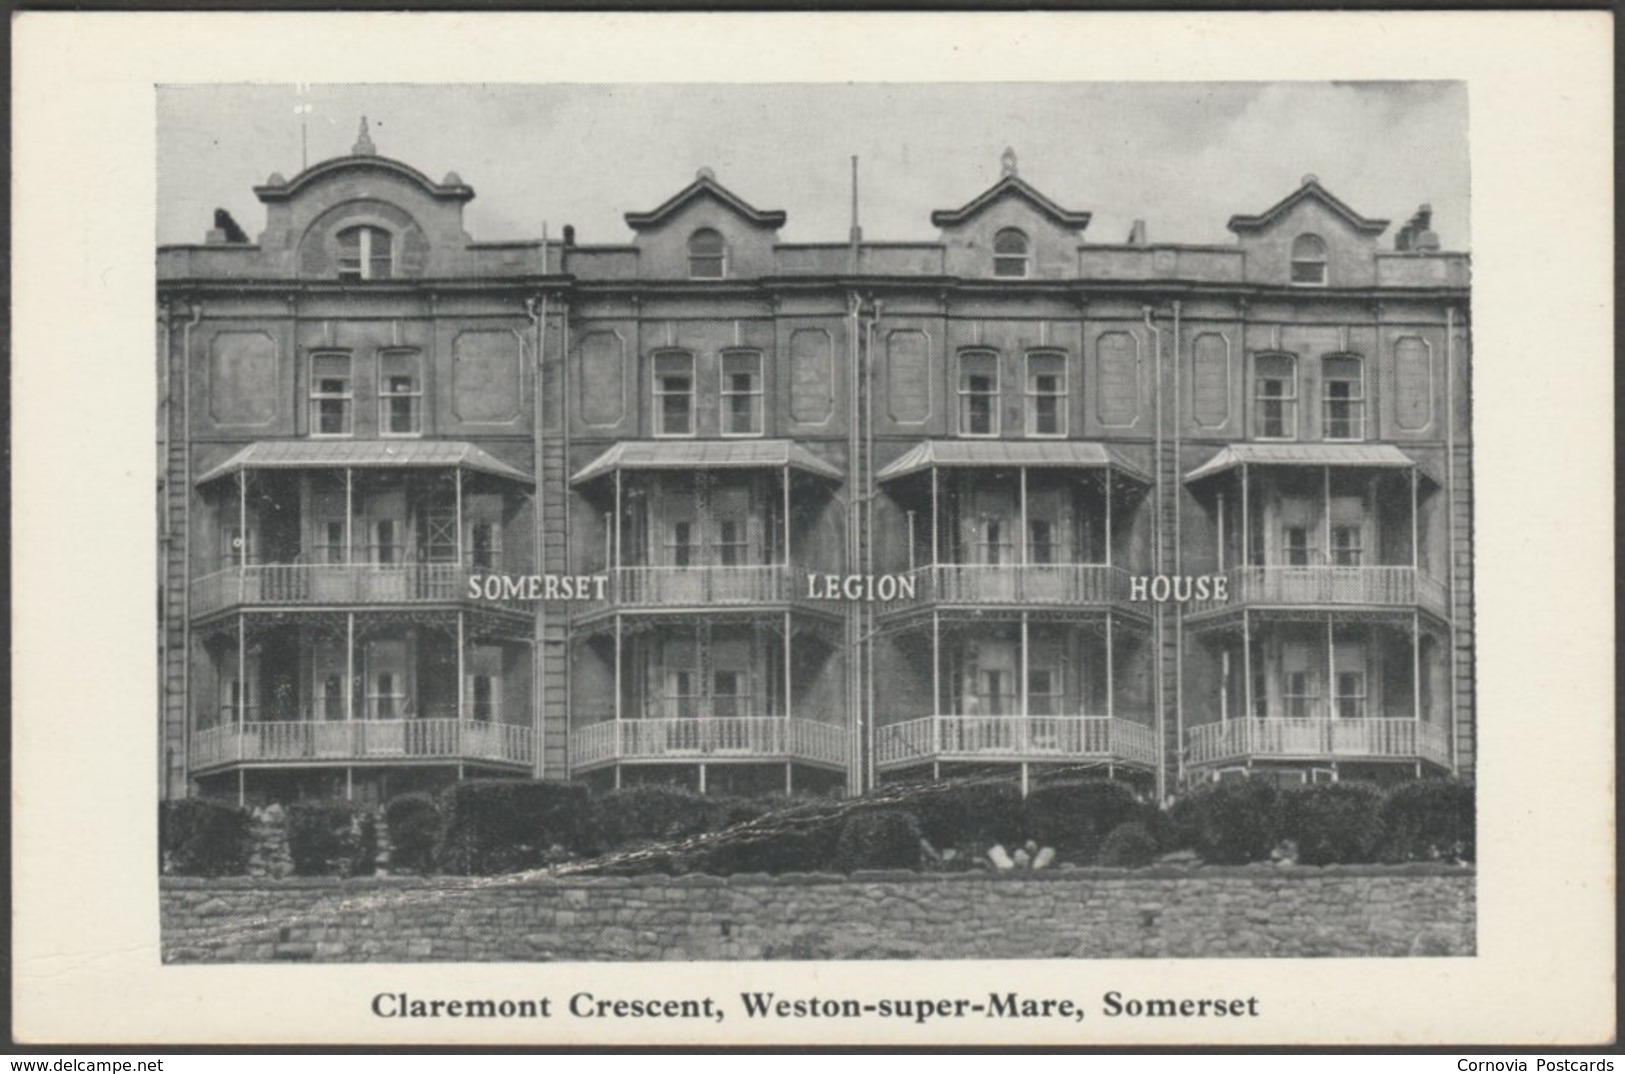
(158, 82, 1468, 251)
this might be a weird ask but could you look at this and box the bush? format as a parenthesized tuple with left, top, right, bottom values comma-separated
(909, 780, 1026, 852)
(1276, 782, 1386, 866)
(834, 809, 923, 873)
(383, 793, 442, 874)
(438, 780, 589, 875)
(1025, 780, 1148, 863)
(698, 802, 848, 876)
(585, 786, 730, 854)
(1380, 779, 1475, 863)
(287, 801, 377, 877)
(160, 799, 252, 876)
(1096, 821, 1160, 868)
(1168, 779, 1279, 864)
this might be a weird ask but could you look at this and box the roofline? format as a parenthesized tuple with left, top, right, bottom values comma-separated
(253, 155, 475, 204)
(623, 176, 787, 231)
(1226, 179, 1388, 236)
(930, 176, 1091, 231)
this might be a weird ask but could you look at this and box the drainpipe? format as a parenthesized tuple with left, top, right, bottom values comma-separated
(179, 300, 202, 798)
(1171, 298, 1184, 791)
(158, 304, 172, 799)
(1142, 305, 1166, 802)
(1445, 304, 1458, 776)
(525, 288, 548, 780)
(846, 290, 863, 795)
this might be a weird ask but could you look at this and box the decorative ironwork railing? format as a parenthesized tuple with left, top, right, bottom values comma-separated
(569, 716, 847, 769)
(873, 714, 1157, 769)
(190, 564, 530, 617)
(1184, 566, 1449, 618)
(189, 717, 532, 769)
(1185, 718, 1450, 767)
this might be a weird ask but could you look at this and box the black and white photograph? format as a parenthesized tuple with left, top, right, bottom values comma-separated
(12, 11, 1614, 1047)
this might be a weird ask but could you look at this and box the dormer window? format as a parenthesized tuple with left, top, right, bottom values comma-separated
(1290, 233, 1327, 286)
(993, 228, 1030, 278)
(688, 228, 726, 279)
(337, 225, 393, 281)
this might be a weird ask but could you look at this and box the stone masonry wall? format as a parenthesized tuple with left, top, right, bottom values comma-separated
(162, 865, 1473, 962)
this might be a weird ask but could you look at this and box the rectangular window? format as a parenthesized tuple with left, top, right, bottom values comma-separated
(668, 521, 694, 567)
(1028, 518, 1055, 564)
(979, 516, 1012, 565)
(470, 675, 496, 722)
(1284, 526, 1311, 566)
(378, 351, 423, 436)
(1027, 667, 1062, 717)
(370, 670, 404, 720)
(310, 353, 353, 436)
(958, 350, 1000, 436)
(1334, 671, 1367, 720)
(1322, 354, 1365, 441)
(1025, 352, 1066, 436)
(317, 520, 346, 565)
(713, 670, 746, 719)
(1331, 525, 1363, 566)
(665, 670, 700, 720)
(469, 521, 499, 570)
(716, 518, 747, 566)
(977, 669, 1014, 717)
(1253, 353, 1297, 440)
(721, 350, 763, 436)
(222, 524, 252, 568)
(372, 519, 401, 566)
(653, 351, 695, 437)
(1283, 670, 1318, 719)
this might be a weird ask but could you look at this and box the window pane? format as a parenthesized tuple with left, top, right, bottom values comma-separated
(993, 229, 1028, 255)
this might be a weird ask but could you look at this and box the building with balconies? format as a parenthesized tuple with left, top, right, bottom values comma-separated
(159, 129, 1471, 805)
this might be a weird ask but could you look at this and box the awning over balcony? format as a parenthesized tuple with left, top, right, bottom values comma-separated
(1183, 443, 1424, 485)
(195, 440, 533, 486)
(570, 439, 843, 486)
(876, 440, 1152, 484)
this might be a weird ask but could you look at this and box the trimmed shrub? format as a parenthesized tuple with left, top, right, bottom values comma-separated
(1380, 779, 1475, 863)
(698, 802, 848, 876)
(1276, 782, 1386, 866)
(1096, 820, 1160, 868)
(909, 780, 1026, 852)
(160, 799, 252, 877)
(834, 809, 924, 873)
(1168, 779, 1280, 864)
(286, 801, 377, 877)
(383, 792, 442, 875)
(585, 786, 729, 853)
(438, 780, 589, 875)
(1025, 780, 1148, 863)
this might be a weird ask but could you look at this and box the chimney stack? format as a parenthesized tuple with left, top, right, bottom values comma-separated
(1396, 203, 1439, 253)
(1127, 219, 1148, 246)
(562, 224, 576, 248)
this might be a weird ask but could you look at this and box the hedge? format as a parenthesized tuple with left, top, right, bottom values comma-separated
(437, 780, 588, 875)
(1025, 780, 1149, 864)
(1380, 779, 1475, 863)
(583, 786, 731, 854)
(1276, 782, 1386, 866)
(834, 809, 923, 872)
(1167, 779, 1280, 864)
(383, 793, 442, 875)
(1096, 820, 1160, 868)
(160, 799, 252, 877)
(286, 801, 377, 877)
(908, 780, 1026, 852)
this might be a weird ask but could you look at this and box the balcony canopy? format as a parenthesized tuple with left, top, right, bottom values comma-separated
(876, 440, 1151, 485)
(1183, 443, 1424, 485)
(195, 440, 533, 486)
(570, 439, 843, 486)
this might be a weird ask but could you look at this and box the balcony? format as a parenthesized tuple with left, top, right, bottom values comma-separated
(189, 718, 533, 772)
(882, 563, 1132, 615)
(874, 715, 1157, 771)
(571, 565, 811, 621)
(569, 716, 847, 771)
(1185, 718, 1450, 769)
(1184, 566, 1448, 620)
(190, 563, 530, 618)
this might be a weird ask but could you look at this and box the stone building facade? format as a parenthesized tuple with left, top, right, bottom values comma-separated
(157, 124, 1472, 804)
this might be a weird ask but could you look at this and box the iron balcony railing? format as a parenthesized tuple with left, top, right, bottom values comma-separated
(1185, 718, 1450, 768)
(873, 714, 1158, 770)
(569, 716, 847, 770)
(189, 563, 530, 617)
(189, 716, 532, 770)
(1184, 565, 1449, 618)
(881, 563, 1133, 612)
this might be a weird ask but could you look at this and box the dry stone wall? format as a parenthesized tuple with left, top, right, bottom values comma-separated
(162, 865, 1473, 962)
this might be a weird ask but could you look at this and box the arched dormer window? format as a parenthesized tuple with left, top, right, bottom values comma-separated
(993, 228, 1030, 278)
(688, 228, 726, 279)
(1290, 233, 1328, 286)
(336, 225, 393, 281)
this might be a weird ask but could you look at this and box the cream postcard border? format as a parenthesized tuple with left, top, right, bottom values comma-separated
(12, 10, 1615, 1046)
